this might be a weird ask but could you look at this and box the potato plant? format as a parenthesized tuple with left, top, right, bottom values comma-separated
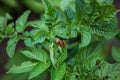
(0, 0, 120, 80)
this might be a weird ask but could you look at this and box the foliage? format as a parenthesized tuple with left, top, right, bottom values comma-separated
(0, 0, 44, 15)
(0, 0, 120, 80)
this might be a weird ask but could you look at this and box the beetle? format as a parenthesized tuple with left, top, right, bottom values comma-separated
(55, 38, 66, 46)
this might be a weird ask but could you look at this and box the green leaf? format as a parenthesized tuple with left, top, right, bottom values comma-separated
(96, 0, 113, 5)
(112, 46, 120, 62)
(60, 0, 75, 11)
(29, 29, 39, 37)
(65, 7, 76, 23)
(89, 0, 116, 25)
(47, 0, 75, 11)
(6, 35, 18, 58)
(75, 41, 113, 79)
(32, 30, 48, 44)
(89, 26, 119, 39)
(22, 48, 48, 63)
(5, 13, 13, 20)
(42, 0, 54, 13)
(28, 61, 50, 79)
(0, 32, 6, 39)
(42, 0, 56, 26)
(57, 47, 67, 64)
(84, 54, 103, 71)
(75, 0, 92, 20)
(5, 22, 14, 35)
(53, 25, 69, 39)
(79, 31, 91, 48)
(94, 5, 116, 26)
(7, 61, 37, 73)
(89, 17, 119, 39)
(24, 38, 34, 48)
(103, 17, 118, 31)
(23, 31, 30, 37)
(103, 0, 113, 5)
(0, 16, 7, 31)
(76, 41, 106, 66)
(27, 20, 49, 31)
(51, 63, 66, 80)
(5, 49, 30, 70)
(49, 43, 57, 68)
(95, 62, 112, 78)
(95, 62, 120, 79)
(16, 10, 30, 33)
(48, 0, 60, 8)
(70, 26, 78, 38)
